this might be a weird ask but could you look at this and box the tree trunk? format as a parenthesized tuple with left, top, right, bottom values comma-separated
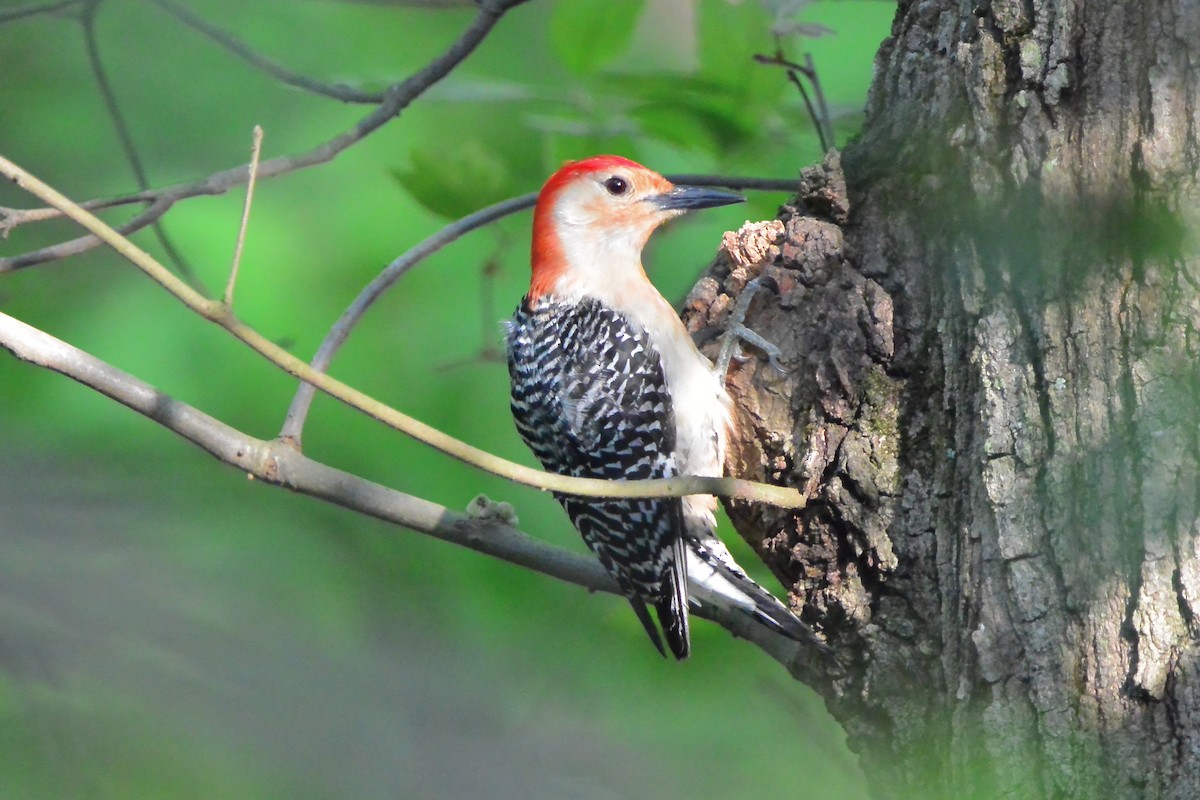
(685, 1, 1200, 797)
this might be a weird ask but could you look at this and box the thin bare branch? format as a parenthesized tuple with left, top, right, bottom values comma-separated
(663, 175, 800, 192)
(147, 0, 386, 104)
(0, 195, 175, 270)
(225, 125, 264, 308)
(279, 191, 537, 444)
(1, 190, 156, 233)
(788, 68, 830, 153)
(0, 0, 527, 273)
(79, 0, 203, 290)
(0, 152, 809, 509)
(0, 0, 79, 23)
(804, 52, 835, 151)
(0, 309, 824, 676)
(755, 50, 835, 153)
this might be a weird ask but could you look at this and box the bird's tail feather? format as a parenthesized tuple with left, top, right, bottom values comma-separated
(687, 543, 831, 656)
(744, 588, 831, 656)
(628, 598, 667, 658)
(655, 532, 691, 660)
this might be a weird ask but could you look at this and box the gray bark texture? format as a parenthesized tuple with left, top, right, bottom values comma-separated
(683, 1, 1200, 798)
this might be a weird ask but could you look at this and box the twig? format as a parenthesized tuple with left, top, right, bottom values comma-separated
(0, 0, 528, 273)
(754, 51, 834, 152)
(433, 245, 510, 372)
(786, 69, 829, 153)
(0, 153, 809, 509)
(475, 250, 504, 361)
(664, 175, 800, 192)
(279, 191, 537, 445)
(805, 52, 835, 151)
(0, 0, 79, 23)
(225, 125, 263, 308)
(279, 172, 800, 445)
(2, 176, 796, 247)
(147, 0, 385, 104)
(1, 195, 176, 270)
(1, 190, 155, 231)
(0, 309, 823, 675)
(79, 0, 203, 291)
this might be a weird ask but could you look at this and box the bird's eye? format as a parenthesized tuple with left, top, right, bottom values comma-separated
(603, 176, 628, 196)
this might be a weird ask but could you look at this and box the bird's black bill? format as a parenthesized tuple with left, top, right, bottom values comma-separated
(650, 185, 745, 211)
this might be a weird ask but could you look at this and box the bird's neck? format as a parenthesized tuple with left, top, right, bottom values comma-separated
(531, 217, 660, 314)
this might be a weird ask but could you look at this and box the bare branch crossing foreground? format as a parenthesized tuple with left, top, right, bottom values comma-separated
(0, 310, 820, 675)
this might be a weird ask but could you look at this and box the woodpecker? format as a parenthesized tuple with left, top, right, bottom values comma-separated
(506, 155, 823, 660)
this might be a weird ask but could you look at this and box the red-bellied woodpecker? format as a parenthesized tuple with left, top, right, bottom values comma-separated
(506, 155, 824, 659)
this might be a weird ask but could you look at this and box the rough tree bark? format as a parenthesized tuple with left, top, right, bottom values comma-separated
(685, 1, 1200, 798)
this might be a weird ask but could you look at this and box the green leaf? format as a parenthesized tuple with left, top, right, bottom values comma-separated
(549, 0, 646, 74)
(392, 140, 515, 220)
(628, 105, 722, 153)
(601, 74, 758, 151)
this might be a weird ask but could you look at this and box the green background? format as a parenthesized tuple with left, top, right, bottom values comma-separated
(0, 1, 892, 797)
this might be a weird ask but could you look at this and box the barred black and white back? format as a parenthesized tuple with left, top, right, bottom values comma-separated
(507, 296, 690, 658)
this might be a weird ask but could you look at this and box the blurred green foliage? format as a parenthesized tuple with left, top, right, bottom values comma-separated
(0, 0, 892, 797)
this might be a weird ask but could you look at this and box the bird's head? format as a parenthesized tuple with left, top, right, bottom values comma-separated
(528, 155, 744, 302)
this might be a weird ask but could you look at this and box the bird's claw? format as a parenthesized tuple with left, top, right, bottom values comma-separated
(715, 276, 787, 376)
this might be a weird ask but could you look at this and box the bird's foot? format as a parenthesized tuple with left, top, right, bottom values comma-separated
(714, 276, 786, 377)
